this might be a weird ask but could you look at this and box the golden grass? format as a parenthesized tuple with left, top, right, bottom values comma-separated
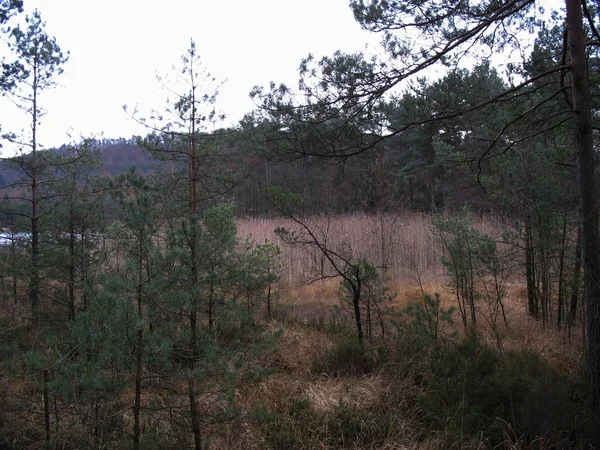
(270, 282, 584, 385)
(235, 319, 434, 449)
(275, 324, 334, 375)
(482, 287, 585, 376)
(304, 375, 388, 414)
(234, 281, 586, 448)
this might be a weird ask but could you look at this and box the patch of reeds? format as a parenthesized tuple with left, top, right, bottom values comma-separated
(237, 212, 446, 286)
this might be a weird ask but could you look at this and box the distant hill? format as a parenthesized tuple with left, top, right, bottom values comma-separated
(0, 139, 156, 188)
(93, 138, 156, 175)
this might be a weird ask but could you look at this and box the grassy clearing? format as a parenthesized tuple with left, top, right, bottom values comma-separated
(232, 213, 596, 449)
(241, 318, 592, 449)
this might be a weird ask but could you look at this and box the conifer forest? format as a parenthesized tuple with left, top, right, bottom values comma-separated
(2, 0, 600, 448)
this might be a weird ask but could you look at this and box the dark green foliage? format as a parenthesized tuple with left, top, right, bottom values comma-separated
(250, 238, 284, 317)
(328, 401, 398, 449)
(312, 335, 382, 377)
(43, 170, 277, 448)
(433, 210, 509, 330)
(269, 307, 595, 448)
(3, 2, 600, 447)
(0, 200, 28, 305)
(251, 405, 302, 450)
(0, 0, 21, 24)
(1, 9, 69, 321)
(214, 302, 266, 348)
(269, 186, 395, 345)
(251, 394, 414, 450)
(1, 9, 68, 97)
(42, 143, 104, 320)
(412, 333, 593, 447)
(339, 260, 396, 343)
(397, 291, 455, 345)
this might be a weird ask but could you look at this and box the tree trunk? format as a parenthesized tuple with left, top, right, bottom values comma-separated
(567, 0, 600, 409)
(208, 275, 215, 333)
(557, 213, 568, 329)
(133, 326, 143, 450)
(43, 369, 51, 450)
(569, 225, 582, 326)
(11, 230, 18, 305)
(351, 277, 364, 345)
(188, 80, 202, 449)
(188, 376, 202, 450)
(467, 243, 477, 326)
(366, 296, 372, 343)
(540, 247, 549, 327)
(80, 221, 89, 312)
(30, 54, 40, 322)
(30, 173, 40, 320)
(68, 203, 76, 321)
(267, 278, 272, 319)
(525, 216, 538, 318)
(188, 306, 202, 450)
(133, 230, 144, 450)
(0, 261, 6, 304)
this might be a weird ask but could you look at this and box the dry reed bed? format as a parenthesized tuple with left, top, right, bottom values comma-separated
(237, 212, 509, 286)
(237, 213, 440, 286)
(237, 212, 521, 331)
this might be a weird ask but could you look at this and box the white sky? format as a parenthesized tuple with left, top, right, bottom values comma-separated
(0, 0, 379, 155)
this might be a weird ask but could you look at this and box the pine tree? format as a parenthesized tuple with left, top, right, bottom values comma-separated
(1, 10, 68, 321)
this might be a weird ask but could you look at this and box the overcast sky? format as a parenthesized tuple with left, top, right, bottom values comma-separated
(0, 0, 379, 155)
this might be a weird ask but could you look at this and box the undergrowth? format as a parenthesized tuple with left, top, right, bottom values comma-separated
(1, 292, 597, 448)
(250, 301, 599, 449)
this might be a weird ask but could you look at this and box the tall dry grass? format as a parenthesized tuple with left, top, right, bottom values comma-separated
(198, 212, 589, 448)
(237, 212, 507, 289)
(237, 212, 586, 371)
